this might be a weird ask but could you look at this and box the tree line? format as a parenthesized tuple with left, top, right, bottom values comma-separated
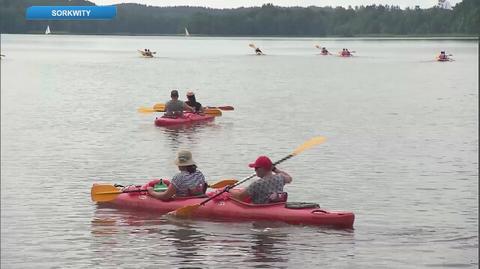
(1, 0, 478, 36)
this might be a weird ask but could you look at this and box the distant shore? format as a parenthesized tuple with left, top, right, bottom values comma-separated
(5, 32, 479, 40)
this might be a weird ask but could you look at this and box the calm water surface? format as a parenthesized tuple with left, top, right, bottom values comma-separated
(1, 35, 478, 268)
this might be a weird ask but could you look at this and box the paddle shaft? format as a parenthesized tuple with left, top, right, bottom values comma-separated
(197, 154, 294, 206)
(101, 180, 233, 195)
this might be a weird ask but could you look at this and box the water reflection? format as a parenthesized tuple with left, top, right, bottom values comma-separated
(249, 226, 289, 268)
(160, 122, 218, 151)
(163, 223, 208, 267)
(90, 207, 210, 267)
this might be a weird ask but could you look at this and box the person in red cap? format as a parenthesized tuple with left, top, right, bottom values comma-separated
(231, 156, 292, 204)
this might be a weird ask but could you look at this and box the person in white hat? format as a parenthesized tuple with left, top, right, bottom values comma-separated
(147, 150, 207, 200)
(185, 91, 203, 113)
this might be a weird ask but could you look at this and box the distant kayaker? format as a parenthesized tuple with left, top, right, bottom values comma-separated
(165, 90, 193, 117)
(341, 49, 351, 56)
(230, 156, 292, 204)
(147, 150, 207, 200)
(255, 47, 263, 55)
(185, 91, 203, 113)
(439, 51, 448, 60)
(321, 47, 329, 54)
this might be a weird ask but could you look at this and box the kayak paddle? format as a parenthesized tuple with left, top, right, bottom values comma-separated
(249, 43, 264, 55)
(171, 136, 327, 217)
(137, 106, 222, 116)
(154, 103, 234, 111)
(315, 45, 332, 55)
(91, 179, 239, 203)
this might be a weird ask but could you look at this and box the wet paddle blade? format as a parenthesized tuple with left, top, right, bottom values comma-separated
(170, 204, 201, 218)
(249, 43, 256, 49)
(292, 136, 326, 156)
(209, 179, 238, 188)
(91, 184, 122, 202)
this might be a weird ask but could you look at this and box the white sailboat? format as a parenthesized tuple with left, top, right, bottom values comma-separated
(45, 25, 51, 35)
(185, 27, 190, 37)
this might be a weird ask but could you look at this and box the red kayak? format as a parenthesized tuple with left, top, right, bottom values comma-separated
(437, 57, 451, 62)
(155, 113, 215, 127)
(92, 184, 355, 228)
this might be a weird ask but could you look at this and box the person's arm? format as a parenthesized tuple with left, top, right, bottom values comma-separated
(183, 102, 194, 112)
(230, 188, 250, 201)
(273, 167, 292, 184)
(147, 184, 176, 201)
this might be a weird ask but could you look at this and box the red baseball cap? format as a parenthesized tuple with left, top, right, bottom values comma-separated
(248, 156, 272, 170)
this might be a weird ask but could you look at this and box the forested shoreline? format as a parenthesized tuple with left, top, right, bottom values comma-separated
(1, 0, 478, 36)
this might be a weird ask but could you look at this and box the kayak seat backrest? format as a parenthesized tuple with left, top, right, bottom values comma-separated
(285, 202, 320, 209)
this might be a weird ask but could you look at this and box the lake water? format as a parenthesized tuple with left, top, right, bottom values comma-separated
(1, 35, 478, 268)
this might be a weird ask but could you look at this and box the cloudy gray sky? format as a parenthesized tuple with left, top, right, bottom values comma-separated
(91, 0, 461, 9)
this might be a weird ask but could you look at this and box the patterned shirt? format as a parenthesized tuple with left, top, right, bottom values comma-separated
(245, 174, 286, 204)
(171, 170, 206, 197)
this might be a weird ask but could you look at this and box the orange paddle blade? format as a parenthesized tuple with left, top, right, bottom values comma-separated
(91, 184, 122, 202)
(169, 204, 202, 218)
(209, 179, 237, 188)
(204, 109, 222, 116)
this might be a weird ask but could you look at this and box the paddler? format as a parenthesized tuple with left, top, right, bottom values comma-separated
(321, 47, 329, 54)
(255, 47, 263, 55)
(147, 150, 207, 200)
(230, 156, 292, 204)
(142, 48, 152, 57)
(165, 90, 194, 117)
(438, 51, 448, 60)
(185, 91, 203, 113)
(341, 49, 351, 56)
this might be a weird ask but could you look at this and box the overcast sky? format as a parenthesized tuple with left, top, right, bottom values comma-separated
(91, 0, 461, 9)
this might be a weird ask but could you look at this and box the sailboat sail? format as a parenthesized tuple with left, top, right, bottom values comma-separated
(185, 27, 190, 36)
(45, 25, 51, 35)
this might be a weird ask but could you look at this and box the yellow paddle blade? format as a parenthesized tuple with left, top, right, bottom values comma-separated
(249, 43, 256, 48)
(169, 204, 201, 218)
(153, 103, 165, 110)
(292, 136, 326, 156)
(138, 107, 159, 113)
(91, 184, 122, 202)
(315, 45, 320, 49)
(209, 179, 238, 188)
